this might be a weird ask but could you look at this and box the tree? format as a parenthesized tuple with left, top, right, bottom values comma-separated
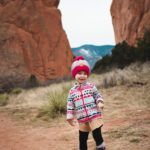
(111, 41, 136, 68)
(136, 29, 150, 61)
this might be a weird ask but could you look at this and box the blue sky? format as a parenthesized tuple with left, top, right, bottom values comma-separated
(59, 0, 115, 48)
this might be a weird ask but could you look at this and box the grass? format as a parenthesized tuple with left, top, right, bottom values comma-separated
(1, 61, 149, 120)
(38, 91, 67, 119)
(129, 138, 141, 143)
(105, 124, 149, 144)
(10, 88, 22, 94)
(102, 69, 130, 88)
(108, 129, 123, 138)
(37, 84, 71, 119)
(92, 61, 150, 89)
(0, 93, 9, 106)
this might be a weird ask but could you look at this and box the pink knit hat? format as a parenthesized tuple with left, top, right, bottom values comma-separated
(71, 56, 91, 78)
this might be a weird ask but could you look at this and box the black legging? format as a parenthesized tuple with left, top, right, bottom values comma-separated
(79, 127, 104, 150)
(79, 130, 89, 150)
(92, 127, 104, 146)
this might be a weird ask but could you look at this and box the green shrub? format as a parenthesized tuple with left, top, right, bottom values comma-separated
(93, 55, 112, 72)
(0, 93, 9, 106)
(26, 74, 39, 88)
(93, 29, 150, 73)
(129, 138, 140, 143)
(93, 41, 136, 72)
(111, 41, 136, 68)
(61, 83, 72, 95)
(136, 29, 150, 61)
(37, 86, 69, 119)
(10, 88, 22, 94)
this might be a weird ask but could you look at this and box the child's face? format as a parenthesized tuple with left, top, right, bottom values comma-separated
(75, 71, 88, 84)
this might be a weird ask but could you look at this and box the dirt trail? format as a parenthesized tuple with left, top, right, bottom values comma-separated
(0, 108, 149, 150)
(0, 111, 107, 150)
(0, 112, 79, 150)
(0, 78, 150, 150)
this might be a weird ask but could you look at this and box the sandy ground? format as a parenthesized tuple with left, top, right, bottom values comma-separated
(0, 107, 149, 150)
(0, 64, 150, 150)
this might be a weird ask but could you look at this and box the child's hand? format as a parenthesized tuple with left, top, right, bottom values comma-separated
(97, 102, 104, 111)
(67, 119, 76, 126)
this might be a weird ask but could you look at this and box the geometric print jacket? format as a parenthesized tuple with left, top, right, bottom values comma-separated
(67, 82, 103, 123)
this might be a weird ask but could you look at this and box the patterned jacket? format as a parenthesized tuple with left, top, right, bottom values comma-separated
(67, 82, 103, 123)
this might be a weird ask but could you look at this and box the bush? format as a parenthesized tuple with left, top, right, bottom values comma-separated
(38, 91, 67, 119)
(0, 93, 9, 106)
(93, 55, 112, 72)
(111, 41, 136, 68)
(93, 29, 150, 73)
(136, 29, 150, 61)
(10, 88, 22, 94)
(102, 70, 129, 88)
(26, 75, 39, 88)
(37, 84, 71, 119)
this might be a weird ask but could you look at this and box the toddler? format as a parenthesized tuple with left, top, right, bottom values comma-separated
(66, 56, 105, 150)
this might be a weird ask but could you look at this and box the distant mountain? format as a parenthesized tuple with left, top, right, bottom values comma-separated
(72, 44, 114, 69)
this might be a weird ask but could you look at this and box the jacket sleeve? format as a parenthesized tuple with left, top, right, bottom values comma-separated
(92, 84, 104, 104)
(66, 91, 75, 120)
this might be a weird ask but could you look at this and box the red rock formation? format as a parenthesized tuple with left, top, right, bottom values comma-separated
(111, 0, 150, 46)
(0, 0, 73, 89)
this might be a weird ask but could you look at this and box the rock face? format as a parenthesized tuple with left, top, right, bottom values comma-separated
(111, 0, 150, 45)
(0, 0, 73, 89)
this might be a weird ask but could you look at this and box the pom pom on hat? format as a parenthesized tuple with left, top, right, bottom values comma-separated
(71, 56, 91, 78)
(74, 56, 84, 61)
